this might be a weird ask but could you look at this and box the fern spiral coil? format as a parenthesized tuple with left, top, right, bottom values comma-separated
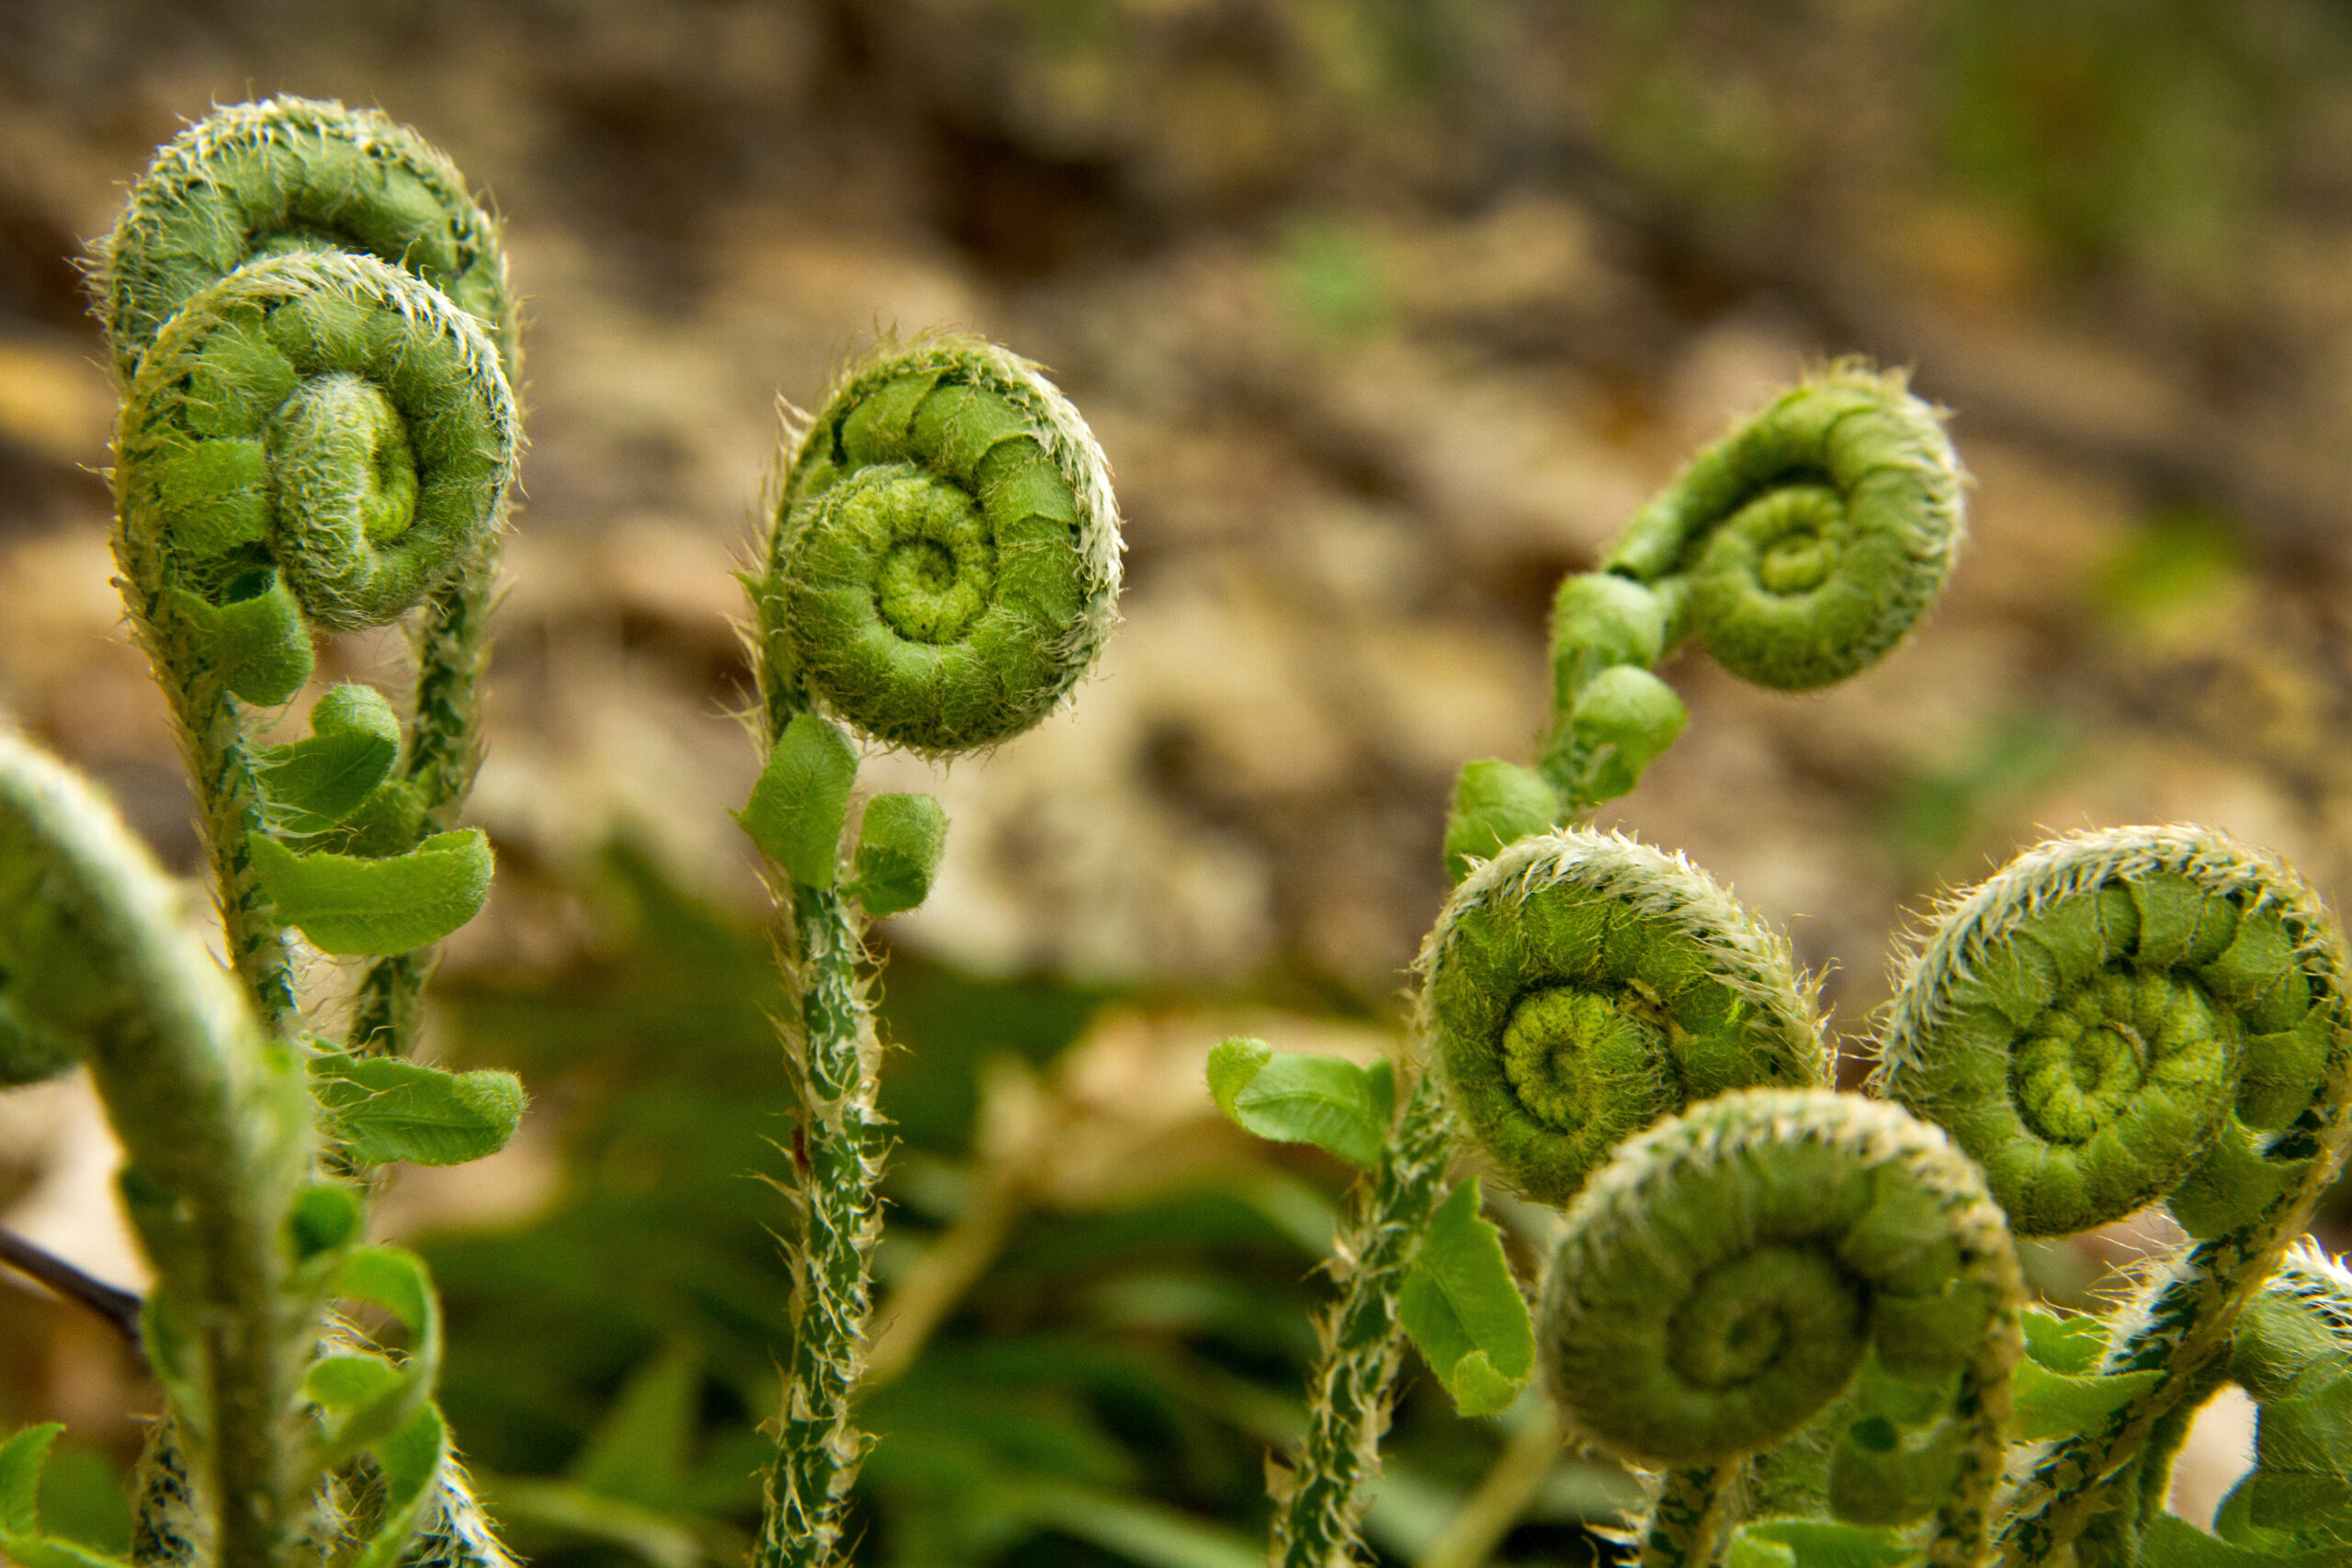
(1419, 829, 1827, 1206)
(1874, 825, 2352, 1565)
(100, 96, 518, 1046)
(751, 337, 1120, 1568)
(1541, 365, 1963, 807)
(763, 336, 1122, 754)
(1540, 1089, 2024, 1568)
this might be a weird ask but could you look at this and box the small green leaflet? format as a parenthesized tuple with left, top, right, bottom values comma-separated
(350, 1404, 448, 1568)
(2014, 1305, 2164, 1443)
(2141, 1515, 2336, 1568)
(1397, 1177, 1534, 1417)
(254, 682, 401, 831)
(851, 792, 947, 917)
(1725, 1518, 1918, 1568)
(1571, 664, 1688, 802)
(1206, 1037, 1395, 1168)
(311, 1054, 525, 1167)
(250, 829, 492, 954)
(2020, 1307, 2108, 1375)
(288, 1181, 365, 1258)
(738, 713, 858, 886)
(315, 1247, 444, 1467)
(170, 572, 314, 706)
(0, 1426, 134, 1568)
(0, 1424, 50, 1539)
(298, 1363, 451, 1568)
(2010, 1359, 2164, 1442)
(1443, 760, 1559, 883)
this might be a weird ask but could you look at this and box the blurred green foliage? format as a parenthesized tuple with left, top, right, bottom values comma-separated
(2093, 509, 2251, 634)
(1881, 708, 2077, 880)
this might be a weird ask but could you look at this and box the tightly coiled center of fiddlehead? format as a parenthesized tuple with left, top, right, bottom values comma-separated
(1667, 1244, 1862, 1397)
(1420, 829, 1825, 1206)
(841, 465, 999, 645)
(2007, 968, 2228, 1149)
(114, 249, 515, 705)
(1497, 983, 1679, 1141)
(767, 338, 1121, 754)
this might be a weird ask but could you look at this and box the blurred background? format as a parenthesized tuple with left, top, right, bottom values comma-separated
(9, 2, 2352, 1562)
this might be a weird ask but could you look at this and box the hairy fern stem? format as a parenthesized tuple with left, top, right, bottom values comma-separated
(1272, 1066, 1454, 1568)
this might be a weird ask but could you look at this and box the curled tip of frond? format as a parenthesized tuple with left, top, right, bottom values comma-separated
(1539, 1088, 2020, 1510)
(1875, 822, 2352, 1240)
(758, 333, 1123, 757)
(1418, 828, 1827, 1207)
(99, 95, 514, 379)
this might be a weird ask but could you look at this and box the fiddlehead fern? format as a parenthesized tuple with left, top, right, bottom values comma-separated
(760, 335, 1122, 753)
(1421, 829, 1828, 1205)
(1535, 364, 1964, 812)
(69, 100, 526, 1568)
(98, 96, 519, 1052)
(747, 336, 1120, 1568)
(1540, 1089, 2025, 1568)
(1872, 826, 2352, 1566)
(107, 246, 515, 1032)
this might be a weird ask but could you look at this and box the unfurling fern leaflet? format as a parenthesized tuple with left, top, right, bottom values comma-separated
(1873, 826, 2352, 1567)
(1539, 1089, 2025, 1568)
(745, 336, 1120, 1568)
(1445, 364, 1964, 871)
(2189, 1244, 2352, 1562)
(98, 96, 519, 1053)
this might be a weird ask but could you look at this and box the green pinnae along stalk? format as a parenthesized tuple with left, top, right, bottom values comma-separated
(762, 335, 1123, 754)
(99, 96, 519, 1057)
(749, 337, 1121, 1568)
(1872, 825, 2352, 1566)
(1539, 1089, 2025, 1568)
(2200, 1242, 2352, 1556)
(1541, 364, 1962, 807)
(0, 732, 315, 1568)
(1419, 829, 1827, 1206)
(108, 248, 515, 1029)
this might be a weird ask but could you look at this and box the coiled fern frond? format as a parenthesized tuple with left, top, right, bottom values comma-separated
(1420, 829, 1826, 1205)
(745, 336, 1123, 1568)
(1540, 1089, 2024, 1568)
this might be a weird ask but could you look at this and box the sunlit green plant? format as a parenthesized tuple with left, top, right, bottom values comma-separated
(1215, 369, 2352, 1568)
(737, 336, 1122, 1568)
(0, 97, 1122, 1568)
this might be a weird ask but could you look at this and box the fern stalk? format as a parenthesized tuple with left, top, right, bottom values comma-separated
(1272, 1066, 1454, 1568)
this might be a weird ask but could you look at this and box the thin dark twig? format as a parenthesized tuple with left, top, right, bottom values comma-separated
(0, 1225, 146, 1354)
